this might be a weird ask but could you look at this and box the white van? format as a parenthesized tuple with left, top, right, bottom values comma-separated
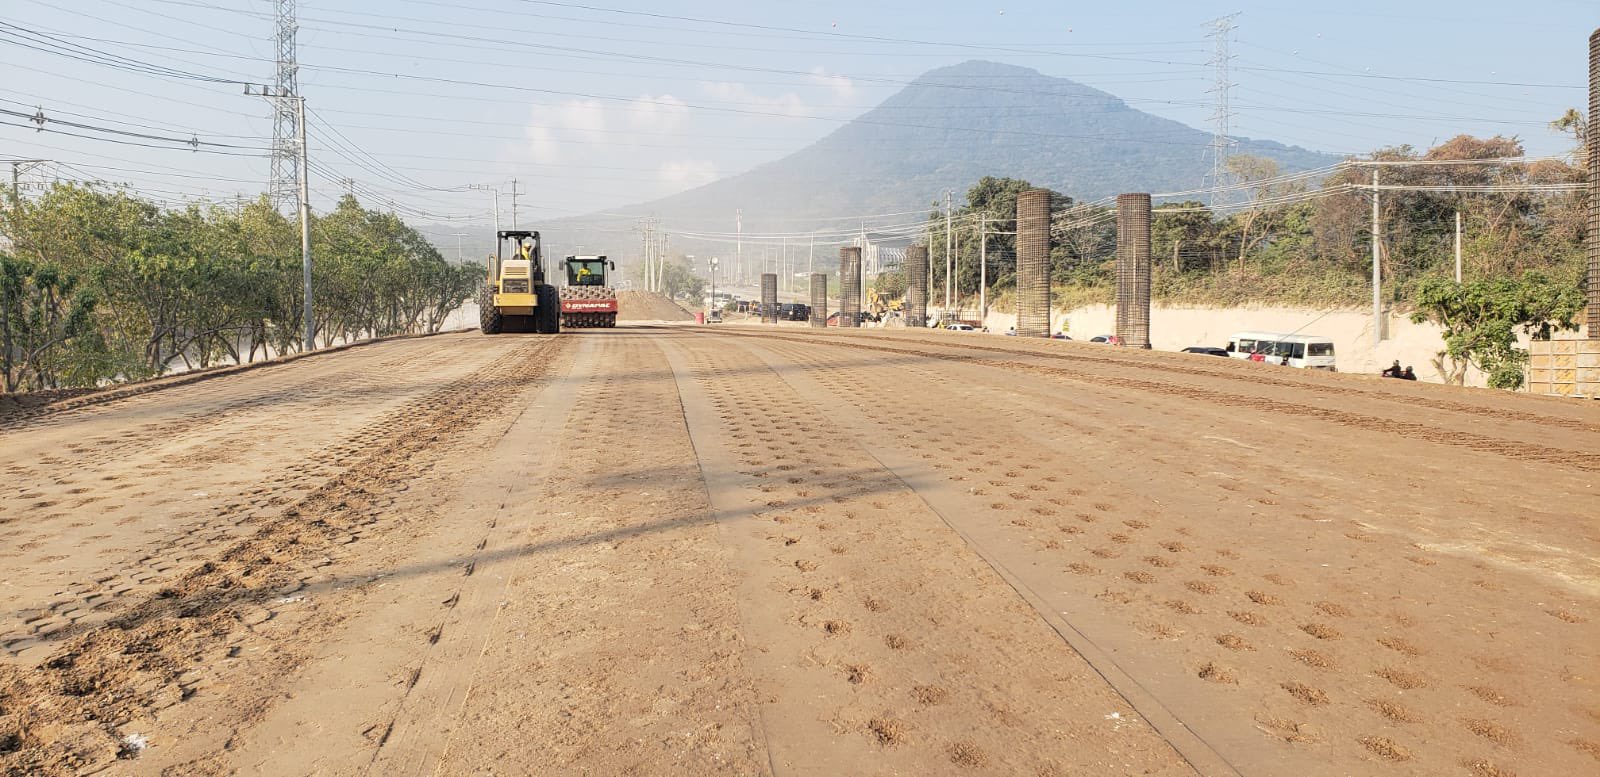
(1226, 331, 1337, 371)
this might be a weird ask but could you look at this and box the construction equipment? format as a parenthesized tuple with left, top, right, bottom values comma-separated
(479, 230, 560, 334)
(558, 255, 618, 328)
(867, 287, 904, 318)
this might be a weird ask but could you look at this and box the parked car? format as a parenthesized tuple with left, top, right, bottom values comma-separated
(1181, 346, 1229, 357)
(825, 311, 873, 327)
(1051, 332, 1071, 340)
(1088, 334, 1121, 344)
(778, 303, 811, 321)
(945, 323, 976, 331)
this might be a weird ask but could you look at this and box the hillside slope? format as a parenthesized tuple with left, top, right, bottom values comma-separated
(579, 61, 1337, 232)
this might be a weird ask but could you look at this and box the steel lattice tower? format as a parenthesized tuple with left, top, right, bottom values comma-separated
(1204, 13, 1239, 205)
(269, 0, 300, 211)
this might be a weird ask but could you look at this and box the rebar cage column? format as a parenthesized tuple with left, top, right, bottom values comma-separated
(1016, 189, 1053, 337)
(905, 244, 929, 328)
(839, 247, 862, 328)
(810, 273, 828, 328)
(1116, 193, 1153, 349)
(760, 273, 778, 323)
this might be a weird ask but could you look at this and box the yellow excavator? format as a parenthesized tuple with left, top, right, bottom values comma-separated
(479, 230, 560, 334)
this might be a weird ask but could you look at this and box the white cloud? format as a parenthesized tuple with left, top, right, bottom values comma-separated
(808, 66, 856, 101)
(699, 81, 808, 118)
(556, 99, 608, 139)
(659, 159, 719, 190)
(628, 94, 690, 132)
(523, 124, 560, 164)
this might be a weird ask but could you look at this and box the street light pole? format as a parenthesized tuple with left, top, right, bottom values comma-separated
(710, 257, 719, 319)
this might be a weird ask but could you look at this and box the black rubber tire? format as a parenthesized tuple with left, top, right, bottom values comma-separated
(478, 286, 502, 334)
(535, 284, 561, 334)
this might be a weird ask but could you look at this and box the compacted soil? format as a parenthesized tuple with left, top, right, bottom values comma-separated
(2, 325, 1595, 776)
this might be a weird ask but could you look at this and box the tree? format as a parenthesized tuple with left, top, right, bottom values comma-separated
(1409, 273, 1584, 389)
(872, 269, 906, 299)
(1225, 155, 1304, 272)
(657, 258, 706, 301)
(1151, 202, 1227, 274)
(0, 253, 99, 391)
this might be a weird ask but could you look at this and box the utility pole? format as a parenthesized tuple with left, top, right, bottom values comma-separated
(860, 222, 868, 318)
(1454, 210, 1463, 283)
(1371, 168, 1382, 348)
(944, 190, 953, 310)
(508, 178, 522, 229)
(782, 236, 789, 298)
(642, 219, 652, 292)
(979, 214, 988, 326)
(294, 95, 313, 352)
(736, 208, 743, 286)
(808, 234, 814, 275)
(452, 232, 467, 262)
(660, 229, 670, 293)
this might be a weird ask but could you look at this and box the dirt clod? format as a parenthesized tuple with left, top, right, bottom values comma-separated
(948, 741, 989, 767)
(1360, 736, 1412, 761)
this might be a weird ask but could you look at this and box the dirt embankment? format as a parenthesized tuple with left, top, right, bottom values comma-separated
(616, 290, 695, 321)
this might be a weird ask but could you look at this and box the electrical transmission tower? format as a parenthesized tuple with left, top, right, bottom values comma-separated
(269, 0, 300, 211)
(1204, 12, 1240, 205)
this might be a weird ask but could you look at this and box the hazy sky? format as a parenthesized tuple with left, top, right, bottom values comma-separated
(2, 0, 1593, 241)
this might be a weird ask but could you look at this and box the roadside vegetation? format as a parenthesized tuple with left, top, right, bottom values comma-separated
(906, 123, 1590, 388)
(1, 185, 479, 393)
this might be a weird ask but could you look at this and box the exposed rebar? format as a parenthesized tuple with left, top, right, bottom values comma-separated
(1116, 192, 1153, 349)
(1588, 28, 1599, 337)
(1016, 189, 1053, 337)
(839, 247, 862, 328)
(905, 244, 929, 328)
(761, 273, 778, 324)
(810, 272, 828, 328)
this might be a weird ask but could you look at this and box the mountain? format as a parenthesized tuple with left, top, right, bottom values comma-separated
(562, 60, 1339, 239)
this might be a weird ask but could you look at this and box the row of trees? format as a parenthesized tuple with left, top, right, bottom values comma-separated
(1, 185, 479, 393)
(900, 127, 1590, 388)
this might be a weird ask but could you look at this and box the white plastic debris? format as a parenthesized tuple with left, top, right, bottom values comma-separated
(122, 732, 149, 754)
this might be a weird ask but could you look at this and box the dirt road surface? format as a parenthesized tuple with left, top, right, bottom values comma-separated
(617, 291, 695, 322)
(2, 325, 1596, 776)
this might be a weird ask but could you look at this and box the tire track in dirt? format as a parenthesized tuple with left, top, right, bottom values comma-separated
(0, 337, 526, 665)
(0, 336, 567, 776)
(704, 330, 1600, 472)
(742, 332, 1599, 777)
(838, 330, 1600, 435)
(409, 331, 768, 776)
(660, 332, 1197, 776)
